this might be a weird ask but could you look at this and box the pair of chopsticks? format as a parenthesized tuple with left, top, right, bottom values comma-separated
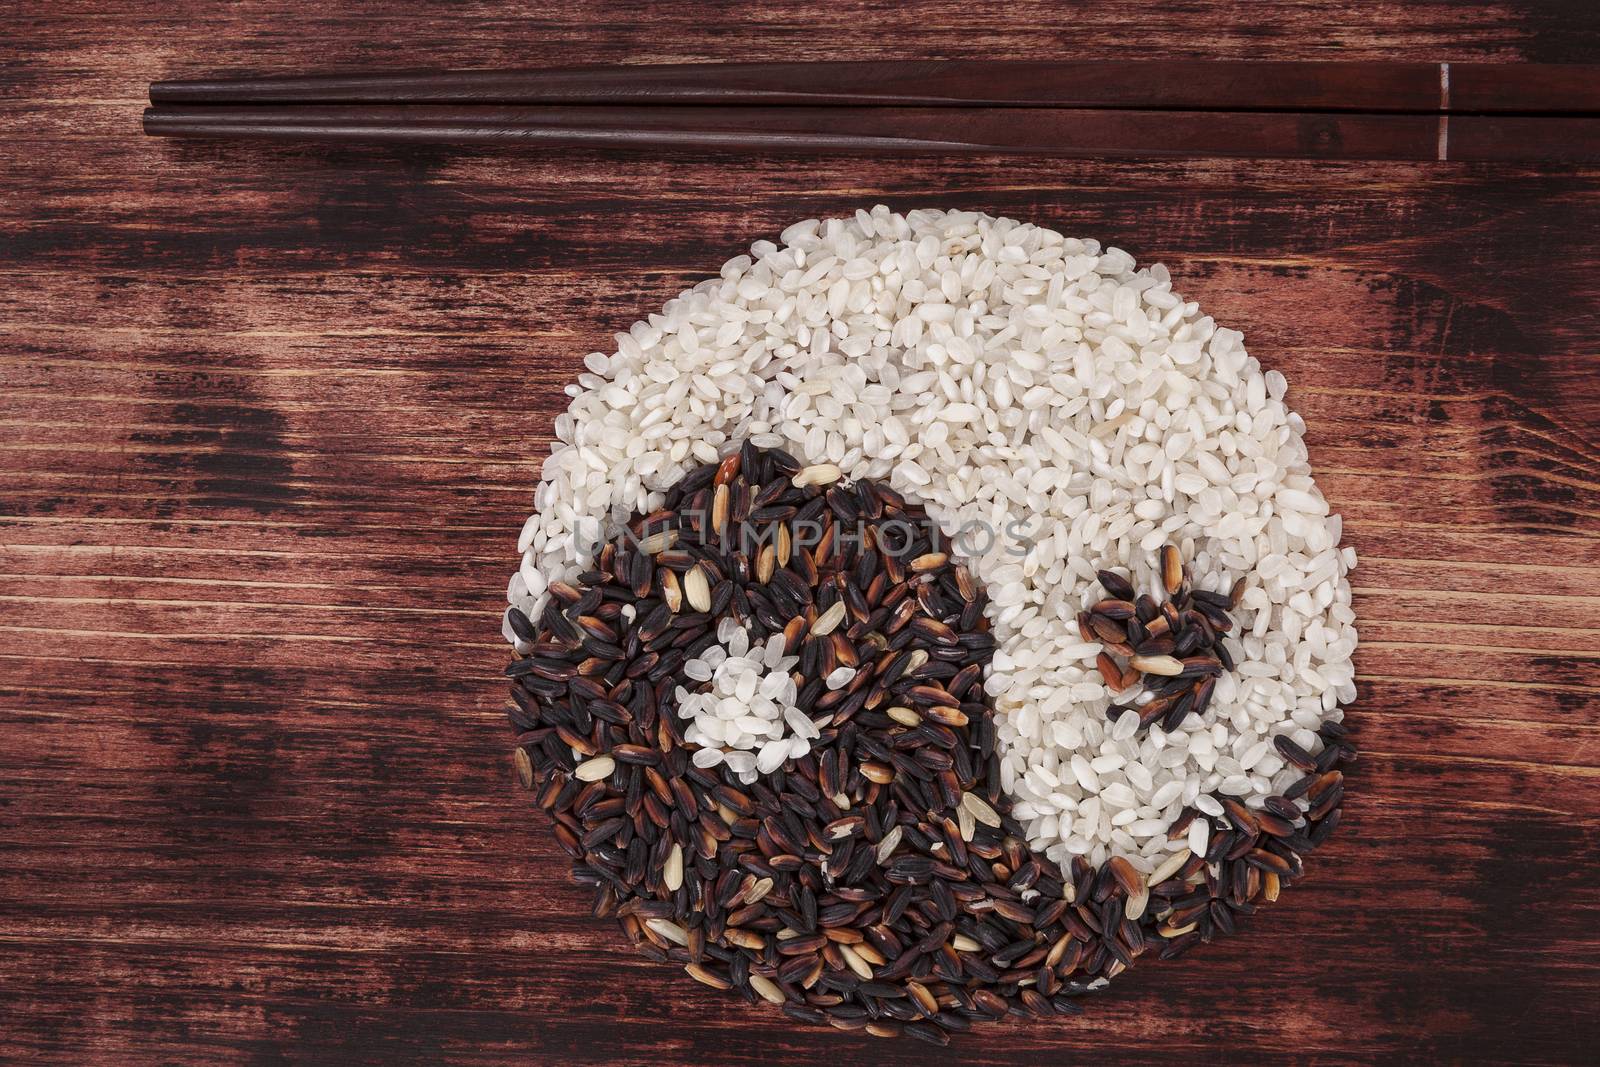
(144, 61, 1600, 162)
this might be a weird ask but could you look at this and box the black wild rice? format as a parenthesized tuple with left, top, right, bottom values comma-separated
(505, 445, 1352, 1041)
(1092, 549, 1241, 734)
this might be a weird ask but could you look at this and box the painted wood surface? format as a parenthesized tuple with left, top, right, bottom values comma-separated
(3, 3, 1599, 1064)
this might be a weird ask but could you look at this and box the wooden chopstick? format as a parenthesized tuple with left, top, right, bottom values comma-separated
(149, 61, 1600, 115)
(141, 104, 1600, 162)
(143, 62, 1600, 162)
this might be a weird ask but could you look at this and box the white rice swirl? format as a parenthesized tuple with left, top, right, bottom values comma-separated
(506, 206, 1357, 874)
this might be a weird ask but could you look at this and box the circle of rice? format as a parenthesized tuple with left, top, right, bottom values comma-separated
(505, 206, 1358, 873)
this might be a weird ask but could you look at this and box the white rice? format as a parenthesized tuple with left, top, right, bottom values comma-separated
(505, 206, 1358, 875)
(676, 618, 822, 784)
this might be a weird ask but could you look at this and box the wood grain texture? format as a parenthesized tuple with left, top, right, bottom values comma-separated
(4, 3, 1600, 1065)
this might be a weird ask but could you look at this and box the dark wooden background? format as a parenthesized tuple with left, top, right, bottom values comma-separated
(5, 3, 1600, 1064)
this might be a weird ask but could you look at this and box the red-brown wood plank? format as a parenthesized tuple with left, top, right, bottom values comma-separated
(3, 3, 1600, 1064)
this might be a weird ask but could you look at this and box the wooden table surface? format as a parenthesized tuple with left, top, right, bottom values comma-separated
(5, 3, 1600, 1064)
